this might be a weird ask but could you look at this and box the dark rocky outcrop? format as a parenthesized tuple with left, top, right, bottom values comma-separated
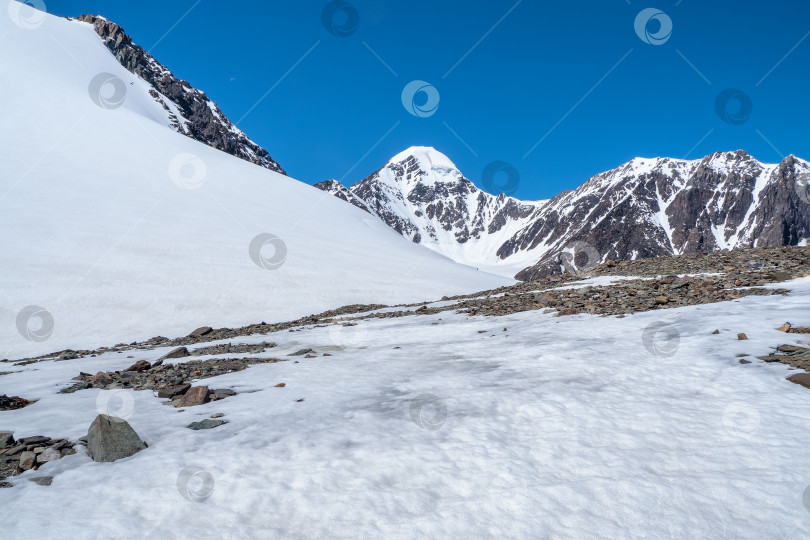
(74, 15, 285, 175)
(313, 180, 371, 213)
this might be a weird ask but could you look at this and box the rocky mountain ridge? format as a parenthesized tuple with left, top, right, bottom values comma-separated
(317, 147, 810, 280)
(73, 14, 285, 174)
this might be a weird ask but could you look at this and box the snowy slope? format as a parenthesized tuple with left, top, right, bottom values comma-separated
(4, 276, 810, 537)
(0, 10, 510, 358)
(320, 148, 810, 279)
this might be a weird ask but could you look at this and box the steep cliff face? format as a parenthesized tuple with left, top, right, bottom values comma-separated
(317, 148, 810, 280)
(74, 14, 285, 174)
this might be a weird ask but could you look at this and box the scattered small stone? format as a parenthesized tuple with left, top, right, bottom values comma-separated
(737, 333, 749, 341)
(739, 359, 752, 364)
(0, 433, 14, 448)
(288, 348, 314, 356)
(712, 330, 720, 334)
(211, 413, 224, 418)
(29, 476, 53, 486)
(296, 398, 304, 402)
(19, 451, 36, 470)
(158, 347, 190, 361)
(777, 345, 803, 353)
(323, 353, 332, 356)
(0, 395, 34, 411)
(185, 419, 227, 430)
(778, 322, 792, 332)
(157, 383, 191, 399)
(275, 383, 286, 388)
(787, 373, 810, 389)
(37, 448, 62, 463)
(19, 436, 50, 445)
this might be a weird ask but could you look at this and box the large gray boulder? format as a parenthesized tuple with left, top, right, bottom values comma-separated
(86, 414, 146, 463)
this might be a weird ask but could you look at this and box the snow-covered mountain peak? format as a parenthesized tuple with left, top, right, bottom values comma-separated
(381, 146, 465, 188)
(319, 147, 809, 279)
(387, 146, 460, 172)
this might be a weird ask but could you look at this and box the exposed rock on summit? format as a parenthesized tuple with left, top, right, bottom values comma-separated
(74, 14, 285, 175)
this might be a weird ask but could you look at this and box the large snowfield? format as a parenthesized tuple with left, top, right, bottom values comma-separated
(0, 11, 509, 359)
(3, 278, 810, 538)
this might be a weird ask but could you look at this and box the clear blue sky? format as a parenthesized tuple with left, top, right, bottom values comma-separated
(46, 0, 810, 200)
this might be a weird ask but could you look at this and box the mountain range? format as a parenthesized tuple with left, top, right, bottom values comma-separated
(72, 13, 810, 281)
(316, 147, 810, 279)
(7, 10, 810, 306)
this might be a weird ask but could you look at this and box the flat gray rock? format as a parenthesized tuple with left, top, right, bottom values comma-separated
(185, 419, 228, 430)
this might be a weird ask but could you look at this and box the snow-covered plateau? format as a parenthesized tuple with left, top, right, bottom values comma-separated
(3, 277, 810, 538)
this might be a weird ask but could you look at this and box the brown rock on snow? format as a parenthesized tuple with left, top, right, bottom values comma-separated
(189, 326, 213, 337)
(125, 360, 151, 372)
(176, 386, 211, 407)
(787, 373, 810, 389)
